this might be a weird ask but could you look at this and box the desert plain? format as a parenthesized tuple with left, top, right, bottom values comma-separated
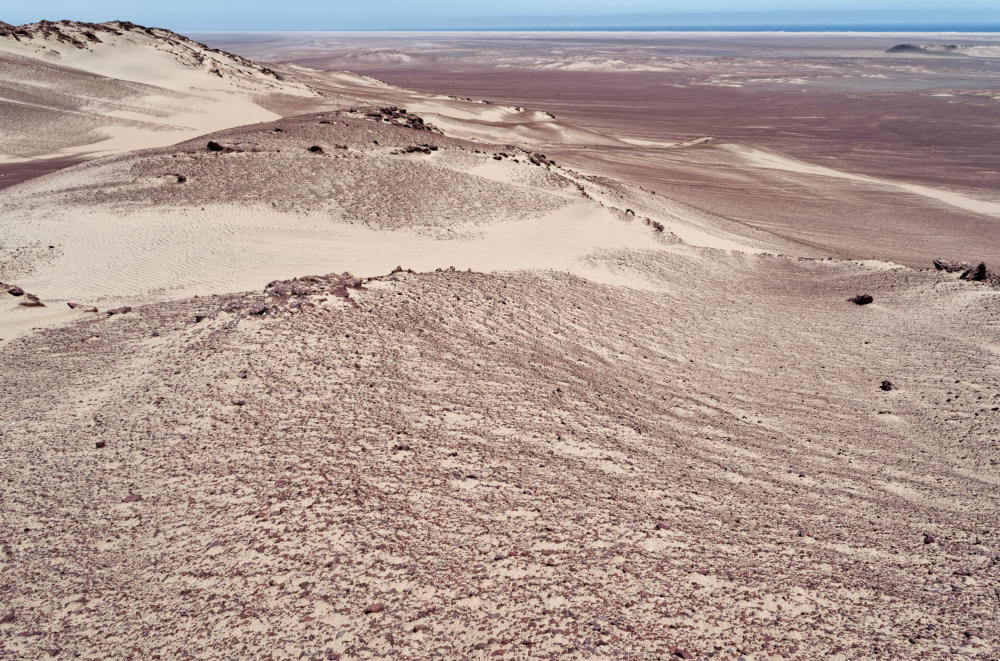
(1, 20, 999, 660)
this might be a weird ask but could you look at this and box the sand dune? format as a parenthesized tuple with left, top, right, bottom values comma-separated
(725, 144, 1000, 218)
(0, 108, 772, 344)
(0, 21, 314, 163)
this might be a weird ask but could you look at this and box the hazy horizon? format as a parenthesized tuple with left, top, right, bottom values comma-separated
(5, 4, 1000, 31)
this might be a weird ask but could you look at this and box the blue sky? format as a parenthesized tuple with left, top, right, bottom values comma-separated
(5, 1, 1000, 30)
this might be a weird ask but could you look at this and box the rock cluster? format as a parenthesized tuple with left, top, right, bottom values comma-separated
(2, 281, 44, 306)
(402, 144, 439, 154)
(934, 258, 999, 285)
(360, 106, 439, 133)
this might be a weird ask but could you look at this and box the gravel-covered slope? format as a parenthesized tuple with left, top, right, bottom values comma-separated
(2, 251, 998, 659)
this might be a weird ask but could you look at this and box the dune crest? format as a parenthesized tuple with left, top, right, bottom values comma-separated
(0, 20, 315, 164)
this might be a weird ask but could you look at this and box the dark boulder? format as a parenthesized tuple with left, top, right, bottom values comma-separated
(961, 262, 988, 282)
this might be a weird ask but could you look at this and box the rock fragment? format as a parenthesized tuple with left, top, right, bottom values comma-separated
(19, 294, 44, 307)
(932, 258, 970, 273)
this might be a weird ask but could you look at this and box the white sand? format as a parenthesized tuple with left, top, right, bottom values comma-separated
(0, 201, 667, 342)
(0, 23, 315, 162)
(725, 144, 1000, 218)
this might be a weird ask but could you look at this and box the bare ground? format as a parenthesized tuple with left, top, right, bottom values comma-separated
(2, 253, 999, 659)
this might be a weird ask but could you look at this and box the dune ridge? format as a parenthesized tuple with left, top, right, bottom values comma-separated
(0, 20, 315, 165)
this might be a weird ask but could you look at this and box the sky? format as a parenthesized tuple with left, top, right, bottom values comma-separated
(5, 1, 1000, 30)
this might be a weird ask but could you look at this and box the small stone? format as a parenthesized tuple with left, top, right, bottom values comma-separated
(923, 533, 935, 544)
(237, 370, 248, 378)
(6, 285, 24, 296)
(675, 650, 694, 660)
(0, 611, 14, 624)
(412, 624, 430, 633)
(123, 493, 143, 503)
(655, 521, 669, 530)
(880, 380, 895, 391)
(107, 306, 132, 316)
(364, 603, 384, 614)
(95, 441, 106, 449)
(68, 302, 99, 312)
(848, 294, 874, 305)
(19, 294, 44, 307)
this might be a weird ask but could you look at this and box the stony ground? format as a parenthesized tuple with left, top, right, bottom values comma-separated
(2, 250, 998, 659)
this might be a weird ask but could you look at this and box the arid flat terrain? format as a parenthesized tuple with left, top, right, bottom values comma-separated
(203, 31, 1000, 267)
(2, 21, 999, 660)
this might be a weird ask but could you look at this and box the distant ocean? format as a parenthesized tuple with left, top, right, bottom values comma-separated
(357, 24, 1000, 33)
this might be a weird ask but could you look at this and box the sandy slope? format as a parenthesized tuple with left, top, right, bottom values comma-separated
(2, 254, 999, 659)
(0, 21, 315, 163)
(724, 144, 1000, 219)
(0, 109, 783, 344)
